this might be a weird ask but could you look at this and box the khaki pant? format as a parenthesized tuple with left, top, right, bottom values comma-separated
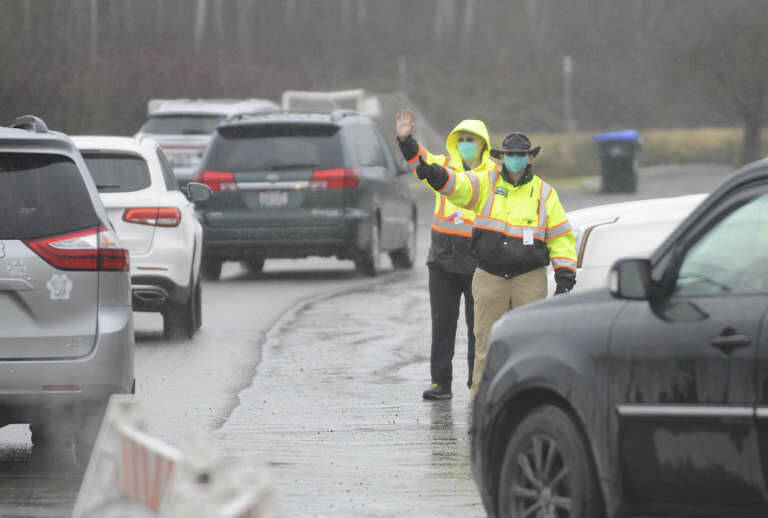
(470, 267, 547, 398)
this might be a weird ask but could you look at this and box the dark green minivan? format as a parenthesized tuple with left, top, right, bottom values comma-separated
(195, 111, 417, 279)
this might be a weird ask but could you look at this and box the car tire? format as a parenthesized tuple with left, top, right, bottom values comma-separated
(243, 257, 265, 274)
(30, 422, 76, 470)
(201, 257, 222, 281)
(30, 422, 52, 448)
(355, 220, 381, 277)
(193, 280, 202, 332)
(389, 210, 417, 270)
(163, 285, 197, 340)
(73, 406, 106, 469)
(497, 405, 603, 518)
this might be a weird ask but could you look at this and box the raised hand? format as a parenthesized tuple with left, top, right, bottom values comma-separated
(395, 109, 415, 140)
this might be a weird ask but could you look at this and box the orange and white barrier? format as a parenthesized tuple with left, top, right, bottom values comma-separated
(73, 395, 275, 518)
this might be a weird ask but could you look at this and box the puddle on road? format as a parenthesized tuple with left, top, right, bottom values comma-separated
(217, 276, 484, 517)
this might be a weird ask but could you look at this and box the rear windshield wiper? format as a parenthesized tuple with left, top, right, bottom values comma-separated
(181, 130, 210, 135)
(97, 184, 122, 191)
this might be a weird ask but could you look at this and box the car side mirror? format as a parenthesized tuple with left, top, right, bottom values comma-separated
(609, 258, 652, 300)
(186, 182, 212, 203)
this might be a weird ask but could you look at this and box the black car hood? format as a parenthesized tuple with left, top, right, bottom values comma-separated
(513, 287, 617, 314)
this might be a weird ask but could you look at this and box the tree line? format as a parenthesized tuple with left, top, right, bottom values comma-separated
(1, 0, 765, 163)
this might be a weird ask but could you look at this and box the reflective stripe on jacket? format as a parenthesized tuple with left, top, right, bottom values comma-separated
(441, 165, 577, 288)
(398, 119, 495, 274)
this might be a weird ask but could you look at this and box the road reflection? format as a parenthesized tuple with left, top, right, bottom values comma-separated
(0, 429, 80, 518)
(429, 400, 473, 480)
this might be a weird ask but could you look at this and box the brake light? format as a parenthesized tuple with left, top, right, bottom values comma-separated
(123, 207, 181, 227)
(310, 168, 360, 189)
(25, 225, 129, 272)
(198, 170, 237, 191)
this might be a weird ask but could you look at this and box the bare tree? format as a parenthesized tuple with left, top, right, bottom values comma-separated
(675, 1, 768, 164)
(194, 0, 208, 52)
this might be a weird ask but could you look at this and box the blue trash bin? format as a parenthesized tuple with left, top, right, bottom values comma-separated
(593, 130, 642, 193)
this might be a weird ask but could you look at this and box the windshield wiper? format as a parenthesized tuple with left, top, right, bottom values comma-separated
(96, 184, 122, 191)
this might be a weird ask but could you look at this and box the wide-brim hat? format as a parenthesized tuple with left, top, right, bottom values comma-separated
(490, 132, 541, 159)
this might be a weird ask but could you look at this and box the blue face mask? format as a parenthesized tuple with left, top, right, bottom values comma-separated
(504, 154, 528, 173)
(457, 141, 479, 161)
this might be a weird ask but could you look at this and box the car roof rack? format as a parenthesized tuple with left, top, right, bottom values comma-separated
(11, 115, 49, 133)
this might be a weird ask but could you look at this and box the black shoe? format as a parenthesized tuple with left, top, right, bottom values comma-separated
(422, 383, 452, 400)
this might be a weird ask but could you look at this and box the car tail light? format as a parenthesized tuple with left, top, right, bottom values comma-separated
(198, 170, 237, 191)
(123, 207, 182, 227)
(25, 225, 129, 272)
(310, 168, 360, 189)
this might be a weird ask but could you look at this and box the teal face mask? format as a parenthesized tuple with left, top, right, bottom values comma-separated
(457, 141, 479, 161)
(504, 154, 528, 173)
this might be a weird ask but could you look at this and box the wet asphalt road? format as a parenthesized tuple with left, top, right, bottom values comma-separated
(0, 164, 732, 517)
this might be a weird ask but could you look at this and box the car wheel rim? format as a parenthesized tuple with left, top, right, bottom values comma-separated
(509, 434, 572, 518)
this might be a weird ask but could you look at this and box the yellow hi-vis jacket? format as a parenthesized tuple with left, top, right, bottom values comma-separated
(398, 119, 495, 274)
(404, 119, 495, 237)
(428, 163, 577, 289)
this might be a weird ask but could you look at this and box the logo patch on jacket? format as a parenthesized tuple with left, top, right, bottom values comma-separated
(494, 186, 508, 197)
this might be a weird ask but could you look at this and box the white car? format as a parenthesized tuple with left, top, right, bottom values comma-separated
(72, 136, 211, 338)
(135, 98, 279, 184)
(549, 193, 708, 293)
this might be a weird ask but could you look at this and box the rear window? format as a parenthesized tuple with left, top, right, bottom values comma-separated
(205, 124, 343, 171)
(140, 115, 224, 135)
(82, 153, 151, 192)
(0, 153, 99, 239)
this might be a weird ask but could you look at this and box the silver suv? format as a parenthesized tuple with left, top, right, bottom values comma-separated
(0, 116, 134, 462)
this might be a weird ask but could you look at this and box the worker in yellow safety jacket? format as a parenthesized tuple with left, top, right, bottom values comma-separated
(395, 109, 496, 401)
(414, 132, 577, 398)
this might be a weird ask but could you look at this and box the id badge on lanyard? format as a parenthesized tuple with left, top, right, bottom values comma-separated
(523, 228, 534, 245)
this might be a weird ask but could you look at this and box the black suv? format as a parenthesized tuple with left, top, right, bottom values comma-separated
(472, 158, 768, 517)
(195, 110, 417, 279)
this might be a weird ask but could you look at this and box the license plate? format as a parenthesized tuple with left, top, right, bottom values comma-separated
(258, 191, 289, 207)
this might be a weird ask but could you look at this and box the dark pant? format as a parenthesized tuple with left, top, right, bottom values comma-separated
(428, 265, 475, 388)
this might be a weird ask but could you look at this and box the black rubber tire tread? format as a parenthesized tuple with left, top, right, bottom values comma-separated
(201, 258, 222, 281)
(30, 423, 51, 447)
(354, 221, 380, 277)
(243, 258, 265, 274)
(163, 287, 196, 340)
(497, 405, 603, 518)
(390, 211, 417, 270)
(193, 280, 202, 332)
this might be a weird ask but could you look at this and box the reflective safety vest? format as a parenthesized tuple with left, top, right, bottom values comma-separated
(439, 165, 577, 283)
(404, 119, 496, 238)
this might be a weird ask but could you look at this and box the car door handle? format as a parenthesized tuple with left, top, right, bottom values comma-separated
(710, 333, 751, 354)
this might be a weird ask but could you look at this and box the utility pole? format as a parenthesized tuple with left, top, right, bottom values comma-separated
(398, 56, 408, 99)
(89, 0, 98, 64)
(194, 0, 207, 53)
(563, 55, 574, 152)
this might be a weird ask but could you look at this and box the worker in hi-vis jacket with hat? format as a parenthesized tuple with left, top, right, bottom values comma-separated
(414, 131, 577, 398)
(395, 109, 496, 401)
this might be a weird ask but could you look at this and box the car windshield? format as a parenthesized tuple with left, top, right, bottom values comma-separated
(140, 115, 224, 135)
(0, 153, 99, 239)
(206, 124, 343, 171)
(82, 153, 152, 192)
